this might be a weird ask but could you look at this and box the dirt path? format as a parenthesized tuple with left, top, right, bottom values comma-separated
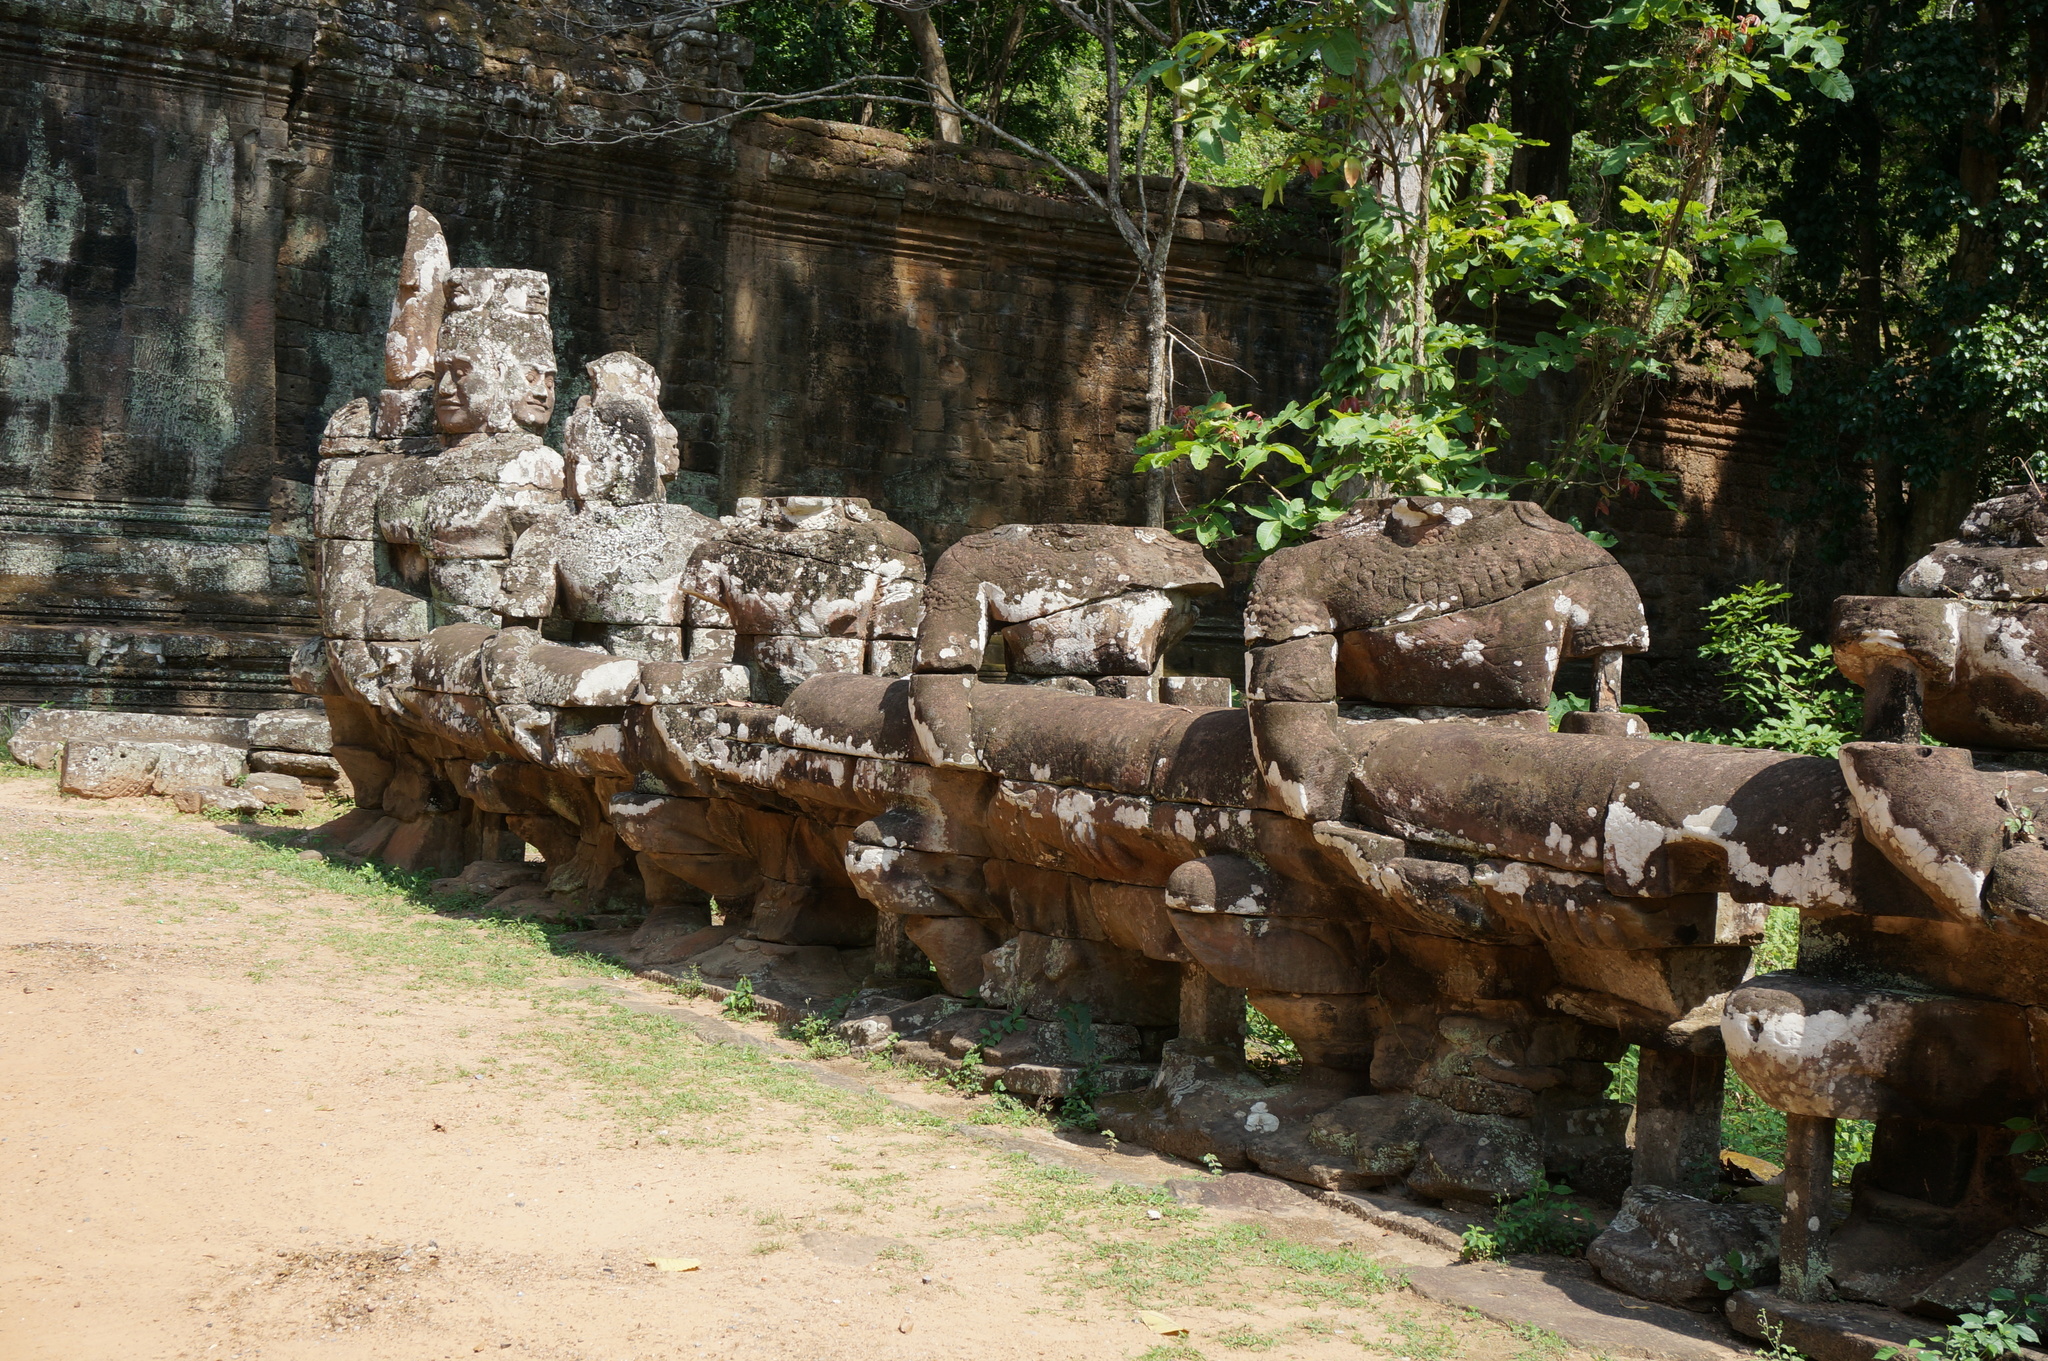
(0, 775, 1592, 1361)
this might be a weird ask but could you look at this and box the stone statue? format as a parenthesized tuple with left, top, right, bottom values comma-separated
(296, 215, 2048, 1342)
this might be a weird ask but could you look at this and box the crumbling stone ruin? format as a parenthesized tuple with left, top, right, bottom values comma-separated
(270, 216, 2048, 1341)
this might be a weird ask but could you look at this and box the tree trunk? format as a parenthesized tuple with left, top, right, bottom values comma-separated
(904, 9, 964, 143)
(980, 3, 1029, 141)
(1362, 1, 1447, 384)
(1508, 34, 1580, 203)
(1143, 263, 1171, 527)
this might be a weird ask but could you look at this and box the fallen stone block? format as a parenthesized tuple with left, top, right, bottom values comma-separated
(250, 750, 346, 786)
(59, 740, 246, 799)
(15, 710, 250, 769)
(1159, 675, 1234, 708)
(1726, 1287, 1964, 1361)
(246, 708, 333, 754)
(430, 859, 545, 897)
(242, 772, 310, 812)
(170, 785, 268, 816)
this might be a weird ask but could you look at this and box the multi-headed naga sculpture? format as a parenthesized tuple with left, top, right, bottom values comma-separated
(296, 212, 2048, 1330)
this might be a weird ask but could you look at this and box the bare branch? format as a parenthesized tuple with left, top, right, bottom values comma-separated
(1116, 0, 1172, 45)
(1050, 0, 1106, 41)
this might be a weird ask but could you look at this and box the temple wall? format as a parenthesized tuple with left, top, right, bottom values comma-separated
(1604, 381, 1876, 662)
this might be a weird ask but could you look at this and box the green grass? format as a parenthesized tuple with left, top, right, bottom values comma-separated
(1508, 1323, 1570, 1361)
(1068, 1220, 1403, 1309)
(1380, 1310, 1460, 1360)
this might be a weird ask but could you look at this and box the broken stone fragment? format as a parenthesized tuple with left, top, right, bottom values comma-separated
(1246, 635, 1338, 703)
(384, 205, 450, 390)
(1404, 1115, 1546, 1204)
(1307, 1093, 1462, 1181)
(1724, 971, 2041, 1124)
(1910, 1227, 2048, 1317)
(1333, 565, 1642, 710)
(7, 711, 249, 769)
(734, 634, 866, 704)
(563, 353, 678, 507)
(375, 388, 437, 439)
(428, 859, 544, 898)
(170, 785, 269, 816)
(916, 522, 1222, 676)
(632, 660, 750, 705)
(1586, 1186, 1781, 1310)
(1000, 589, 1197, 678)
(1159, 676, 1232, 708)
(246, 709, 332, 754)
(242, 772, 310, 812)
(1833, 593, 2048, 749)
(1837, 742, 2005, 921)
(1244, 497, 1641, 648)
(319, 397, 376, 451)
(250, 750, 346, 789)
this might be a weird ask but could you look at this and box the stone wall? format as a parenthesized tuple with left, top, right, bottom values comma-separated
(1603, 377, 1876, 663)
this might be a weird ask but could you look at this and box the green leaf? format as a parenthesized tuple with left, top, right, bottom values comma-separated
(1599, 140, 1651, 176)
(1810, 68, 1853, 101)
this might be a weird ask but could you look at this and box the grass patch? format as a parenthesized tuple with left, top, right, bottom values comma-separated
(1379, 1310, 1460, 1360)
(986, 1153, 1195, 1240)
(1215, 1325, 1278, 1350)
(528, 997, 948, 1141)
(1508, 1322, 1569, 1360)
(1069, 1220, 1403, 1309)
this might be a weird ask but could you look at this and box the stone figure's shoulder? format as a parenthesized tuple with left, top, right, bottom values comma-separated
(430, 433, 565, 490)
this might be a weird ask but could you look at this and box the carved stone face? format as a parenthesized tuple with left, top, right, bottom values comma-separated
(434, 351, 556, 437)
(434, 267, 557, 439)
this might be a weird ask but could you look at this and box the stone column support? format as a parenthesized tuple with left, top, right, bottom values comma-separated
(1593, 648, 1626, 711)
(1859, 660, 1927, 744)
(1780, 1114, 1837, 1302)
(1178, 962, 1246, 1047)
(1631, 1046, 1726, 1191)
(872, 912, 926, 981)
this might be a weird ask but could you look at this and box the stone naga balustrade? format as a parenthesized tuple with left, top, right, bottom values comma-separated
(293, 213, 2048, 1323)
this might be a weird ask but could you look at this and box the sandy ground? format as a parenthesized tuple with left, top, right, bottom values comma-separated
(0, 776, 1580, 1361)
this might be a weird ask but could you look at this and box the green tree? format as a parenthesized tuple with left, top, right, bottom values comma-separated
(1134, 0, 1849, 556)
(1730, 0, 2048, 580)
